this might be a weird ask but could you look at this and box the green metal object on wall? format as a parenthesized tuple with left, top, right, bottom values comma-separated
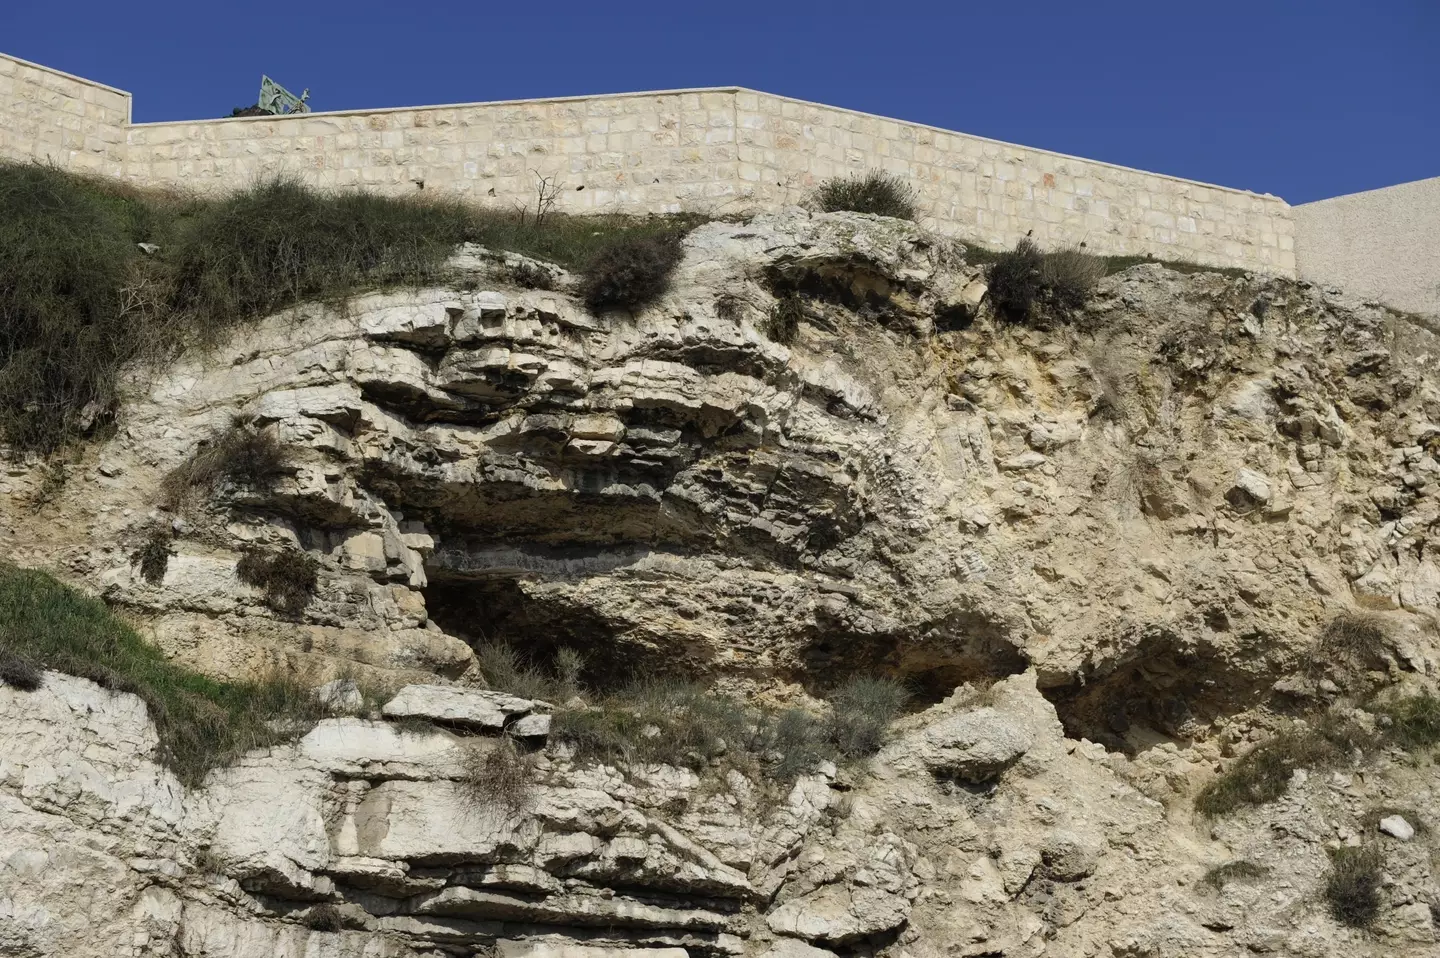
(258, 76, 310, 115)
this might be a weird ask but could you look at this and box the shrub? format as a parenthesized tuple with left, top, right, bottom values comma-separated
(1324, 845, 1385, 928)
(577, 231, 685, 312)
(236, 547, 320, 616)
(0, 563, 320, 784)
(826, 675, 910, 760)
(810, 170, 918, 220)
(131, 525, 174, 584)
(476, 641, 554, 701)
(552, 647, 586, 702)
(1194, 712, 1374, 817)
(303, 903, 346, 932)
(760, 707, 831, 781)
(1039, 247, 1106, 312)
(762, 293, 804, 345)
(987, 239, 1102, 323)
(1317, 612, 1390, 671)
(461, 738, 533, 817)
(499, 259, 556, 290)
(0, 652, 44, 691)
(1200, 859, 1269, 891)
(159, 420, 288, 511)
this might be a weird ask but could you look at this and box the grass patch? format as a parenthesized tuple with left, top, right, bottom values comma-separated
(1360, 805, 1427, 838)
(810, 170, 918, 220)
(1324, 844, 1385, 928)
(302, 903, 346, 932)
(1374, 690, 1440, 751)
(762, 293, 805, 345)
(1194, 711, 1374, 817)
(0, 651, 43, 691)
(577, 230, 686, 312)
(0, 563, 320, 785)
(235, 547, 320, 616)
(827, 675, 910, 760)
(1201, 860, 1270, 891)
(0, 162, 708, 454)
(547, 673, 906, 785)
(987, 239, 1103, 324)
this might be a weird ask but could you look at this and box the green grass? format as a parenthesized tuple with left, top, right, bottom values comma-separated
(1324, 844, 1385, 928)
(0, 563, 320, 786)
(1194, 712, 1375, 817)
(0, 162, 709, 454)
(1374, 691, 1440, 750)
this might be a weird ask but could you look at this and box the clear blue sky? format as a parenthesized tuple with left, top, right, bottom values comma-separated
(4, 0, 1435, 203)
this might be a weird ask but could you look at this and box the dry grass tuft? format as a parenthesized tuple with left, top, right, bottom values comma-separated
(810, 170, 918, 220)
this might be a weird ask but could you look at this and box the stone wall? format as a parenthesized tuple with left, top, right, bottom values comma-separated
(122, 89, 743, 214)
(1295, 176, 1440, 319)
(0, 53, 130, 174)
(0, 50, 1298, 276)
(734, 91, 1295, 275)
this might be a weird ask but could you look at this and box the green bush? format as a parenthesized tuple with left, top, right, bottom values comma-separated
(987, 239, 1103, 323)
(0, 563, 320, 785)
(0, 162, 709, 454)
(826, 675, 910, 760)
(1324, 844, 1385, 928)
(1194, 712, 1374, 817)
(577, 231, 686, 312)
(236, 547, 320, 616)
(810, 170, 918, 220)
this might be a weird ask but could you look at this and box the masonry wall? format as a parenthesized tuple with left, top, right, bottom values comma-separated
(1295, 177, 1440, 319)
(122, 90, 742, 214)
(734, 91, 1294, 274)
(0, 49, 1300, 277)
(0, 54, 130, 174)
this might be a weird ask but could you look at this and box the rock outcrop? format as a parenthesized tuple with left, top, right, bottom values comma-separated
(4, 208, 1440, 956)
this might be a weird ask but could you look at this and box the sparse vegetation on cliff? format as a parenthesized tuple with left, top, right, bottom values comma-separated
(986, 238, 1104, 323)
(1324, 844, 1385, 928)
(811, 170, 918, 220)
(0, 563, 320, 785)
(577, 231, 687, 312)
(0, 162, 707, 453)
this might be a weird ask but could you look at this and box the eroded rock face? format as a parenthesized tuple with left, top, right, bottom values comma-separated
(5, 209, 1440, 955)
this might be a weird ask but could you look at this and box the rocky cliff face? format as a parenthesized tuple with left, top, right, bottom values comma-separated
(3, 210, 1440, 957)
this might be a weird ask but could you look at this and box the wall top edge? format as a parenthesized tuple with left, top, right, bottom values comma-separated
(1294, 174, 1440, 208)
(127, 86, 748, 127)
(0, 51, 132, 98)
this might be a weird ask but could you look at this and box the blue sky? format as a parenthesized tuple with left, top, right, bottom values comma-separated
(4, 0, 1435, 203)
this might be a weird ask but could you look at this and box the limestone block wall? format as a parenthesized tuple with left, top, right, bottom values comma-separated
(733, 91, 1295, 275)
(122, 89, 742, 213)
(0, 48, 1301, 277)
(0, 53, 130, 174)
(1295, 176, 1440, 319)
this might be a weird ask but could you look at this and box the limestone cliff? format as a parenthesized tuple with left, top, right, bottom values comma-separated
(3, 210, 1440, 957)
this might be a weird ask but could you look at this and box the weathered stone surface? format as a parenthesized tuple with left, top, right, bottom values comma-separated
(382, 685, 540, 730)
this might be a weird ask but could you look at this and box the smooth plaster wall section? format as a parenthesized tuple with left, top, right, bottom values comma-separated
(734, 91, 1294, 275)
(1295, 177, 1440, 319)
(122, 89, 743, 214)
(0, 53, 130, 174)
